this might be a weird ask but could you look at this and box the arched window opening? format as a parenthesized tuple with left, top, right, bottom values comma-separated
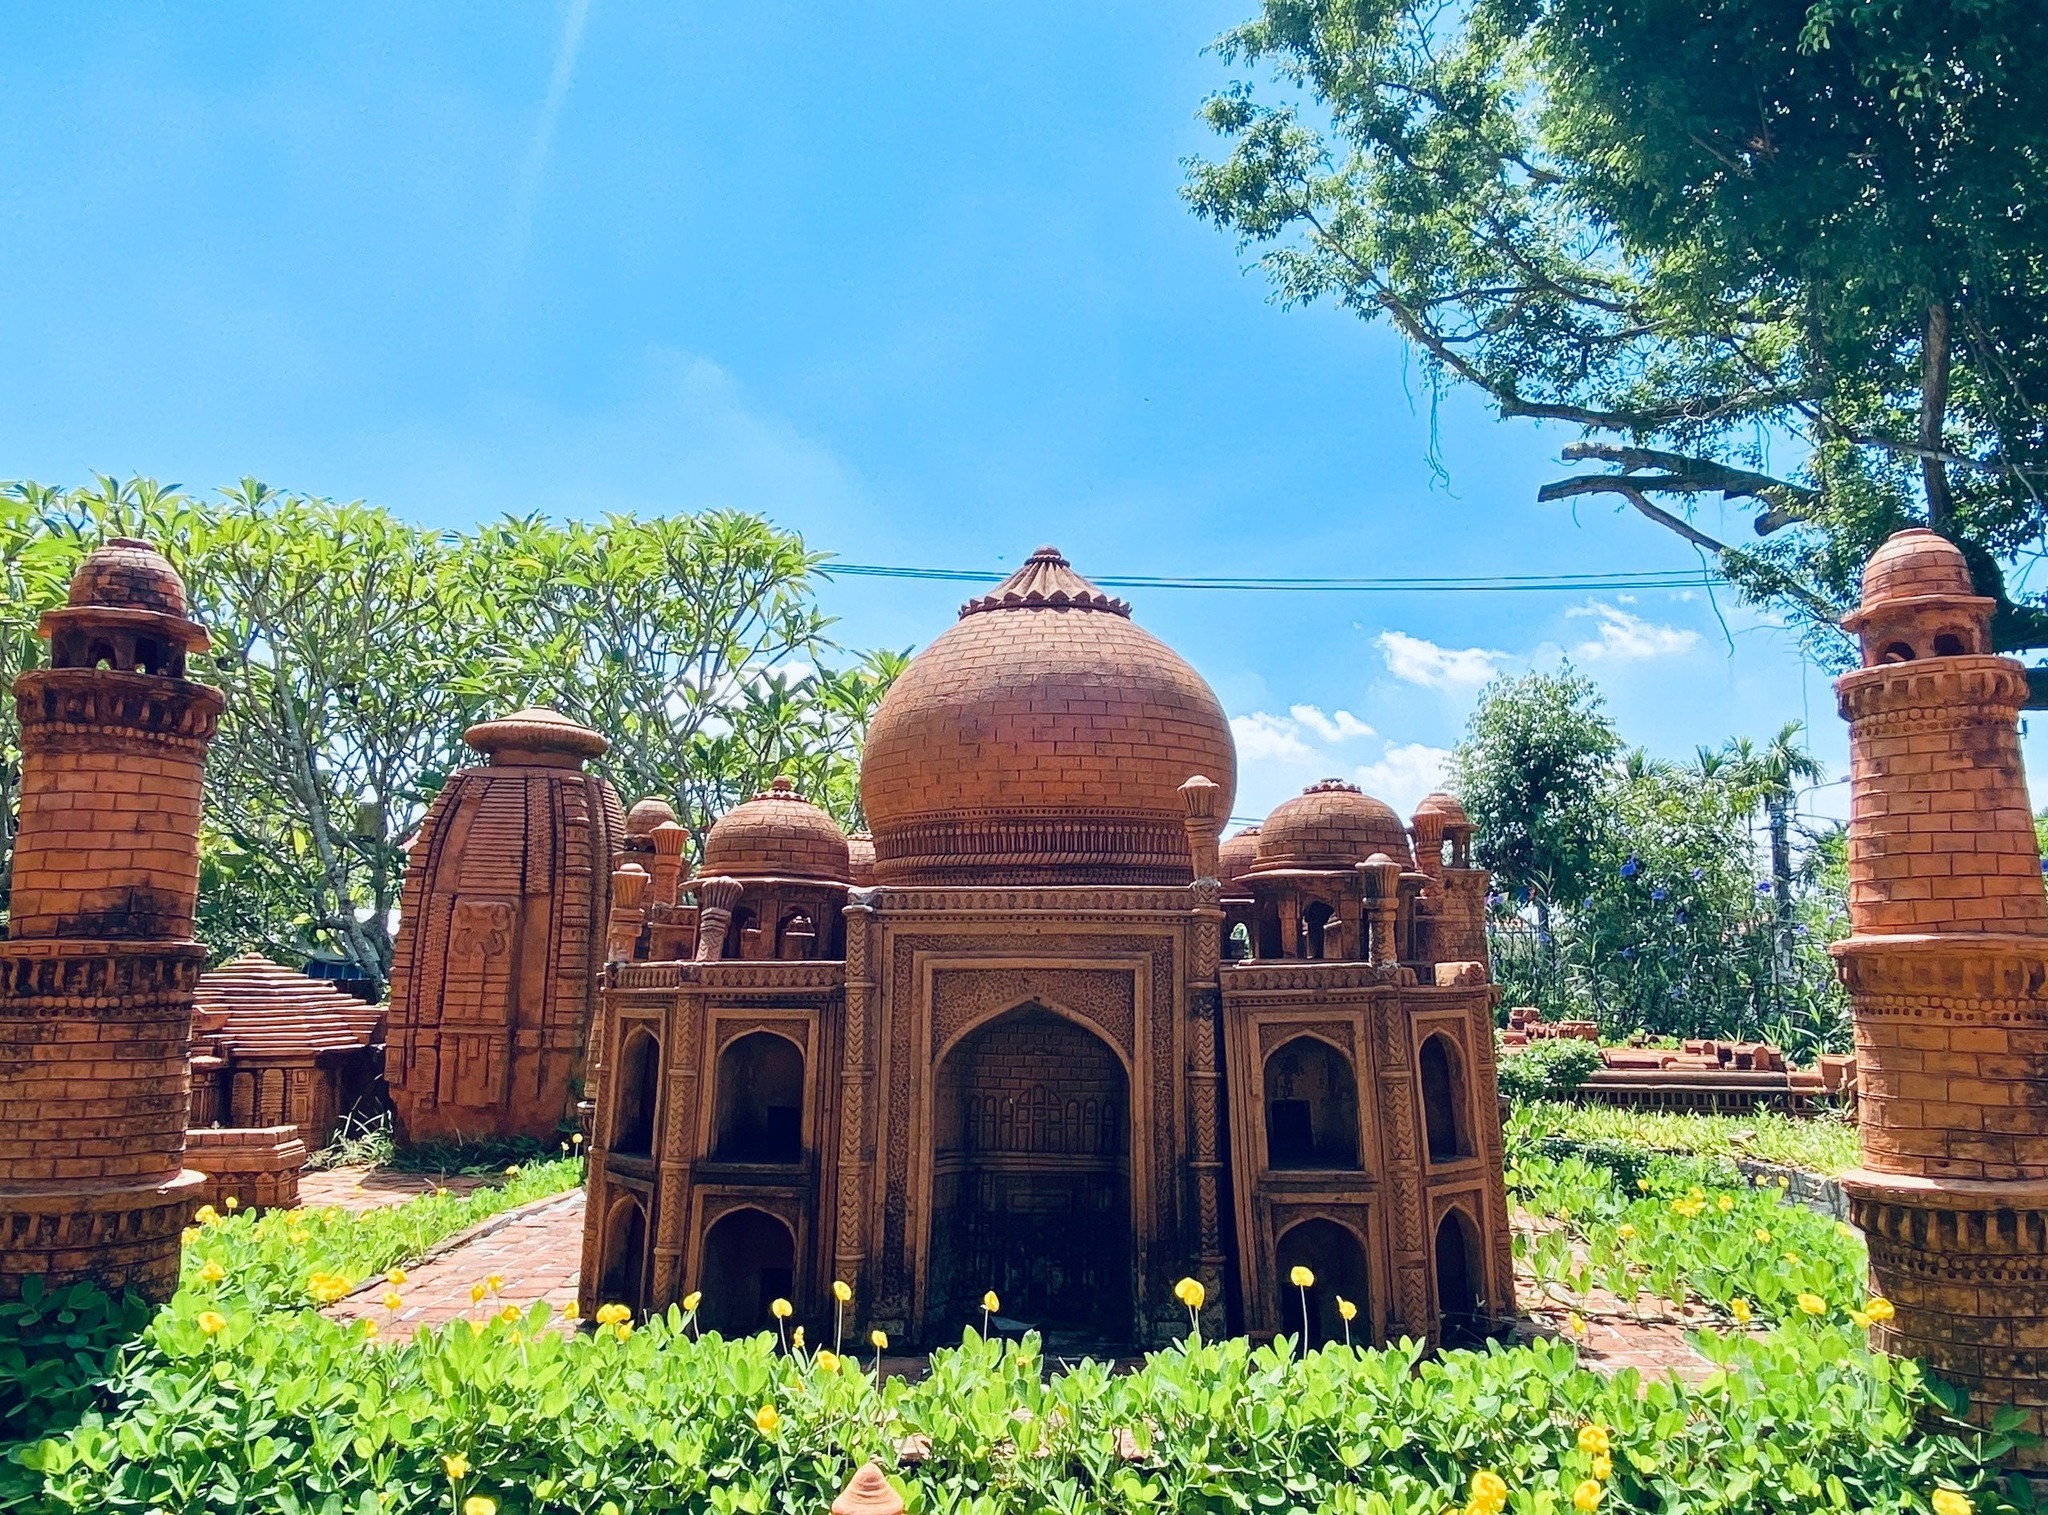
(698, 1208, 796, 1337)
(132, 637, 161, 675)
(612, 1026, 661, 1157)
(1300, 901, 1336, 960)
(1226, 922, 1252, 961)
(1419, 1034, 1468, 1164)
(1256, 908, 1284, 960)
(597, 1195, 648, 1315)
(89, 640, 116, 671)
(713, 1031, 805, 1163)
(1434, 1208, 1486, 1347)
(775, 910, 817, 960)
(1263, 1036, 1360, 1169)
(1880, 641, 1916, 664)
(1932, 631, 1967, 657)
(1275, 1218, 1371, 1349)
(724, 907, 758, 960)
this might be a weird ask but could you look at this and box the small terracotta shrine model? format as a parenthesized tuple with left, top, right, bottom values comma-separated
(1832, 528, 2048, 1461)
(580, 548, 1514, 1349)
(0, 539, 223, 1302)
(385, 708, 625, 1145)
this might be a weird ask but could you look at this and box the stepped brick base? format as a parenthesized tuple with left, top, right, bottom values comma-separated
(185, 1124, 308, 1212)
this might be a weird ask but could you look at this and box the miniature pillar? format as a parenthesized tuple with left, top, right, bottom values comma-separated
(1179, 774, 1223, 880)
(0, 538, 222, 1302)
(693, 877, 742, 961)
(1360, 854, 1401, 968)
(649, 821, 690, 907)
(606, 863, 650, 962)
(1831, 528, 2048, 1461)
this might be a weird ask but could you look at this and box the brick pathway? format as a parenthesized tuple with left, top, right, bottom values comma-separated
(300, 1164, 498, 1213)
(327, 1190, 584, 1340)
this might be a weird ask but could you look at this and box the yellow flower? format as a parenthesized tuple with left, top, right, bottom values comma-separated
(754, 1404, 781, 1435)
(1573, 1479, 1603, 1512)
(498, 1303, 522, 1324)
(1469, 1469, 1508, 1515)
(571, 1132, 585, 1146)
(1289, 1265, 1315, 1289)
(1866, 1297, 1895, 1323)
(1932, 1489, 1972, 1515)
(196, 1310, 227, 1336)
(1577, 1424, 1611, 1457)
(223, 1196, 240, 1211)
(361, 1318, 380, 1339)
(612, 1321, 633, 1341)
(1730, 1299, 1752, 1325)
(306, 1271, 352, 1305)
(466, 1319, 485, 1336)
(1635, 1178, 1650, 1192)
(683, 1290, 702, 1312)
(596, 1302, 630, 1326)
(1591, 1454, 1612, 1482)
(1615, 1224, 1636, 1241)
(504, 1166, 521, 1177)
(1174, 1277, 1206, 1310)
(470, 1283, 488, 1304)
(816, 1349, 840, 1373)
(871, 1328, 889, 1350)
(1716, 1195, 1734, 1212)
(792, 1326, 805, 1349)
(1797, 1293, 1826, 1316)
(1753, 1228, 1771, 1245)
(983, 1290, 1001, 1313)
(1567, 1312, 1586, 1336)
(564, 1305, 582, 1324)
(182, 1227, 201, 1245)
(1851, 1310, 1874, 1328)
(464, 1499, 497, 1515)
(386, 1269, 407, 1286)
(383, 1290, 404, 1312)
(443, 1453, 470, 1480)
(485, 1274, 503, 1294)
(833, 1280, 853, 1304)
(1669, 1196, 1705, 1219)
(194, 1204, 219, 1225)
(1337, 1296, 1358, 1322)
(771, 1297, 793, 1320)
(197, 1259, 226, 1286)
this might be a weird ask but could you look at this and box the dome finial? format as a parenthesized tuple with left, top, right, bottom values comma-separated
(959, 546, 1131, 618)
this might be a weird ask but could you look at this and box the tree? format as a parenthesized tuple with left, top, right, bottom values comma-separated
(1713, 722, 1825, 973)
(1448, 667, 1620, 953)
(1186, 0, 2048, 674)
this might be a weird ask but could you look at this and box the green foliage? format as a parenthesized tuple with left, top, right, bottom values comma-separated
(1185, 0, 2048, 661)
(0, 1279, 154, 1445)
(1510, 1100, 1862, 1177)
(1495, 1040, 1604, 1103)
(0, 480, 894, 980)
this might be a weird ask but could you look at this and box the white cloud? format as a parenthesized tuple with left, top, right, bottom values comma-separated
(1567, 602, 1700, 662)
(1288, 703, 1375, 743)
(1376, 630, 1510, 690)
(1230, 706, 1375, 767)
(1352, 742, 1452, 817)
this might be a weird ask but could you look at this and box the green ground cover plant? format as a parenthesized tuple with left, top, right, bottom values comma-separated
(1509, 1101, 1862, 1177)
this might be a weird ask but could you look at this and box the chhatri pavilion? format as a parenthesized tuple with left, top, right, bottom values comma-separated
(579, 547, 1513, 1350)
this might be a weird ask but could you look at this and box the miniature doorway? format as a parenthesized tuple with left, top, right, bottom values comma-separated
(929, 1004, 1132, 1347)
(1275, 1217, 1371, 1348)
(698, 1207, 797, 1337)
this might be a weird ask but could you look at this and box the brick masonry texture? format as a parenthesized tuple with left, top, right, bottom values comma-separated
(0, 539, 221, 1302)
(1833, 528, 2048, 1464)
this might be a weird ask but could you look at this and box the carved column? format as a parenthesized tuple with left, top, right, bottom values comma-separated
(649, 822, 690, 907)
(1465, 1001, 1515, 1321)
(1185, 878, 1228, 1335)
(693, 877, 742, 962)
(606, 863, 650, 962)
(1360, 855, 1401, 968)
(1373, 999, 1432, 1339)
(1179, 775, 1223, 881)
(650, 990, 702, 1307)
(834, 893, 879, 1309)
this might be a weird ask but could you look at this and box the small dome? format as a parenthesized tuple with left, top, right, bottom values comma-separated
(68, 537, 190, 617)
(1414, 790, 1471, 827)
(702, 776, 850, 883)
(859, 546, 1237, 885)
(626, 797, 678, 839)
(847, 831, 877, 887)
(1219, 826, 1262, 888)
(464, 708, 608, 767)
(1253, 780, 1412, 872)
(1860, 528, 1974, 607)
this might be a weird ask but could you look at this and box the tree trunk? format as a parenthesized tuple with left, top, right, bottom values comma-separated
(1921, 298, 1954, 532)
(1767, 795, 1796, 976)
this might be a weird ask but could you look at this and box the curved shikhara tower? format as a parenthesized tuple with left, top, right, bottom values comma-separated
(1833, 528, 2048, 1461)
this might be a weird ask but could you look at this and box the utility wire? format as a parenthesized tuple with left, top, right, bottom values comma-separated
(827, 562, 1720, 594)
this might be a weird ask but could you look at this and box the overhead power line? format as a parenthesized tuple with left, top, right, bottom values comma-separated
(827, 562, 1722, 594)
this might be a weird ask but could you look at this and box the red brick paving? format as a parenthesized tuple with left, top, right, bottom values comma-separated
(298, 1164, 498, 1213)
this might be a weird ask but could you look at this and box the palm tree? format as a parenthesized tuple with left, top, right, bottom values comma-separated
(1717, 723, 1825, 969)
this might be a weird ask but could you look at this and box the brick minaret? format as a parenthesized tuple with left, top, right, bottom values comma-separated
(0, 539, 223, 1301)
(1833, 528, 2048, 1460)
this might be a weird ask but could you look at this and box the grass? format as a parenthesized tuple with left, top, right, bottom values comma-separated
(1509, 1100, 1863, 1176)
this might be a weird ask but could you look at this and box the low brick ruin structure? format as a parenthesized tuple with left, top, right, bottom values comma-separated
(581, 548, 1513, 1352)
(0, 538, 222, 1301)
(386, 708, 625, 1145)
(1833, 528, 2048, 1461)
(1502, 1008, 1853, 1114)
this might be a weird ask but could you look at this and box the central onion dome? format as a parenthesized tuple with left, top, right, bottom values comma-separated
(702, 776, 851, 883)
(1252, 779, 1413, 872)
(859, 546, 1237, 885)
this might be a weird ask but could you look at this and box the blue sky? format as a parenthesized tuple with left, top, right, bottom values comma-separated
(7, 1, 2018, 826)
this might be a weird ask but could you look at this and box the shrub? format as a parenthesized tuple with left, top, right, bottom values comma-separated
(1495, 1040, 1605, 1102)
(0, 1279, 153, 1444)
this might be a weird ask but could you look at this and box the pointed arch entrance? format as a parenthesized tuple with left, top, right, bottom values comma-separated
(929, 1003, 1133, 1345)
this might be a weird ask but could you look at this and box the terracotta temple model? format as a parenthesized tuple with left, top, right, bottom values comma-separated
(0, 539, 223, 1302)
(386, 707, 625, 1145)
(579, 547, 1514, 1350)
(1834, 528, 2048, 1461)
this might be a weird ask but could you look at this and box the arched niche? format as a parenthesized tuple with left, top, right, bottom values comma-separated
(775, 909, 817, 960)
(697, 1207, 796, 1337)
(712, 1030, 805, 1163)
(1256, 907, 1285, 960)
(596, 1193, 648, 1316)
(1275, 1217, 1371, 1349)
(930, 1003, 1132, 1345)
(1300, 901, 1336, 960)
(1263, 1035, 1361, 1170)
(724, 905, 758, 960)
(1433, 1206, 1486, 1347)
(1418, 1033, 1470, 1164)
(612, 1025, 661, 1157)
